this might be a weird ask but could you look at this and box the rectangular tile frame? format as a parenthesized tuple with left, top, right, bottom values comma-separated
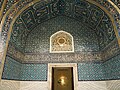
(48, 63, 78, 90)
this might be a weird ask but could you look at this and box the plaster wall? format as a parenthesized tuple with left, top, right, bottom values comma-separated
(1, 80, 120, 90)
(106, 80, 120, 90)
(0, 80, 20, 90)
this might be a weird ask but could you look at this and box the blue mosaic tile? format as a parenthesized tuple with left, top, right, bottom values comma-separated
(2, 56, 48, 81)
(2, 53, 120, 81)
(1, 0, 120, 81)
(2, 56, 22, 80)
(20, 64, 47, 81)
(103, 54, 120, 80)
(111, 0, 120, 9)
(25, 16, 99, 53)
(9, 0, 115, 53)
(78, 63, 105, 81)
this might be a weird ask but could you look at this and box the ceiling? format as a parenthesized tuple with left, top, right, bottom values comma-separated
(9, 0, 116, 53)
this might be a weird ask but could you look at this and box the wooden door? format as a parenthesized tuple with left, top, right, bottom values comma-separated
(52, 67, 74, 90)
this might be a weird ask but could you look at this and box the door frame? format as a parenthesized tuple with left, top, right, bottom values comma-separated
(48, 63, 78, 90)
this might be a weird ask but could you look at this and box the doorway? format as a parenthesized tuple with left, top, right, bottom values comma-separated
(48, 63, 78, 90)
(52, 67, 74, 90)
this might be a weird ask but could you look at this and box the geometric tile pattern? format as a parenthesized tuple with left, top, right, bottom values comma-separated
(111, 0, 120, 9)
(24, 16, 99, 53)
(7, 37, 119, 64)
(1, 0, 120, 81)
(2, 56, 22, 80)
(101, 39, 120, 61)
(2, 55, 47, 81)
(2, 53, 120, 81)
(78, 63, 104, 81)
(103, 54, 120, 80)
(78, 53, 120, 81)
(20, 64, 47, 81)
(7, 42, 102, 63)
(7, 43, 24, 63)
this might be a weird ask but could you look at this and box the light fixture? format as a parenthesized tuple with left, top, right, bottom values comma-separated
(58, 76, 67, 86)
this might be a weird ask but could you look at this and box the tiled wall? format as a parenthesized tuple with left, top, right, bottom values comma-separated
(77, 53, 120, 81)
(103, 54, 120, 80)
(20, 64, 47, 81)
(2, 56, 47, 81)
(25, 16, 99, 53)
(9, 15, 116, 63)
(78, 53, 120, 81)
(2, 56, 22, 80)
(2, 54, 120, 81)
(10, 1, 115, 53)
(1, 0, 120, 83)
(78, 63, 104, 81)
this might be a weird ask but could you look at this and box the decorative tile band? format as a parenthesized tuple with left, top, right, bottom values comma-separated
(111, 0, 120, 9)
(6, 38, 120, 63)
(2, 54, 120, 81)
(95, 0, 120, 37)
(101, 39, 120, 61)
(0, 0, 4, 9)
(7, 43, 24, 63)
(23, 52, 101, 63)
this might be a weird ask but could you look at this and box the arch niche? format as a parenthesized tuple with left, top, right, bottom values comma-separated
(50, 31, 74, 53)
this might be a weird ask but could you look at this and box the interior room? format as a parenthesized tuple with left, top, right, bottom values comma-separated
(0, 0, 120, 90)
